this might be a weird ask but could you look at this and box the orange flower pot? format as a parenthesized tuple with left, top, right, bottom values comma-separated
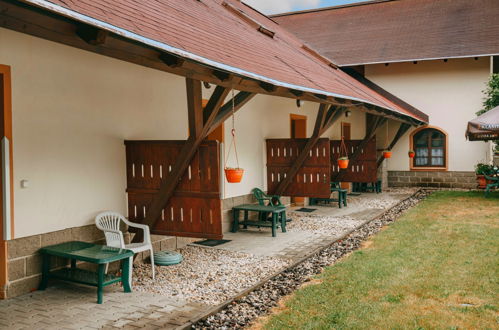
(337, 159, 349, 169)
(408, 152, 415, 158)
(383, 151, 392, 159)
(476, 175, 493, 189)
(225, 168, 244, 183)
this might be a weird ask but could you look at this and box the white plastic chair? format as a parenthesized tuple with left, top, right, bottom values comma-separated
(95, 212, 155, 286)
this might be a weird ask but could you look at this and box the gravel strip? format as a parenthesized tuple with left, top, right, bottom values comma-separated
(286, 213, 361, 235)
(132, 246, 290, 306)
(347, 188, 419, 209)
(193, 189, 431, 329)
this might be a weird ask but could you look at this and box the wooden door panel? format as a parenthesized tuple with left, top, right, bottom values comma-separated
(125, 140, 222, 239)
(266, 138, 331, 198)
(330, 138, 377, 183)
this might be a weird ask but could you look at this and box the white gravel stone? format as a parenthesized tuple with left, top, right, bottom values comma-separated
(347, 188, 419, 209)
(132, 246, 289, 305)
(286, 213, 361, 236)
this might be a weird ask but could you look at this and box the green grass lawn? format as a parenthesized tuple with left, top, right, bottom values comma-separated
(260, 191, 499, 330)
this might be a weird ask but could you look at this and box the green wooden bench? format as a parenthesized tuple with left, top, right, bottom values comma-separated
(232, 204, 287, 237)
(352, 180, 382, 194)
(310, 182, 348, 208)
(251, 188, 291, 222)
(39, 241, 134, 304)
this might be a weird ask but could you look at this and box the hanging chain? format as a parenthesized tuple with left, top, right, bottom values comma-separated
(340, 135, 348, 158)
(225, 89, 240, 169)
(386, 120, 389, 149)
(231, 89, 235, 132)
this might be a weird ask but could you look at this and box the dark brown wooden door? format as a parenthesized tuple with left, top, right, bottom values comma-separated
(290, 114, 307, 204)
(125, 140, 222, 239)
(341, 122, 351, 140)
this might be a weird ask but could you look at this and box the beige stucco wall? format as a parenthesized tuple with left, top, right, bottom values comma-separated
(0, 28, 367, 238)
(365, 58, 491, 171)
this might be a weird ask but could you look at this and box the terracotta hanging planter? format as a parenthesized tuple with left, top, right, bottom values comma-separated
(225, 168, 244, 183)
(337, 157, 349, 169)
(383, 151, 392, 159)
(408, 150, 415, 158)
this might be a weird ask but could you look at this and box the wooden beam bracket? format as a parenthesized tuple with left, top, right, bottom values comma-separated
(333, 115, 386, 182)
(377, 122, 412, 168)
(132, 80, 254, 243)
(274, 104, 344, 196)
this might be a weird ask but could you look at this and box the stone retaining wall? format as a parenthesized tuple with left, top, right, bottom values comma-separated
(388, 171, 476, 189)
(4, 224, 194, 299)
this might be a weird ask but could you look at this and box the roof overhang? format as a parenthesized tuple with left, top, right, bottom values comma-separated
(1, 0, 427, 125)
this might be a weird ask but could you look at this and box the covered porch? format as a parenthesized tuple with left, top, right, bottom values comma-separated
(0, 0, 428, 302)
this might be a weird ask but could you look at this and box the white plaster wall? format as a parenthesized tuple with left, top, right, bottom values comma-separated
(365, 58, 491, 171)
(1, 28, 368, 238)
(0, 28, 190, 238)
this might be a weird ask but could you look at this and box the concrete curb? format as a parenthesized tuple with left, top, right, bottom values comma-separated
(179, 189, 423, 329)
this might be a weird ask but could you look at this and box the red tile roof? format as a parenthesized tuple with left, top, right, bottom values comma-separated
(23, 0, 427, 122)
(273, 0, 499, 66)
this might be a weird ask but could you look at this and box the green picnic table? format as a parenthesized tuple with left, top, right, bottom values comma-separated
(232, 204, 287, 237)
(39, 241, 134, 304)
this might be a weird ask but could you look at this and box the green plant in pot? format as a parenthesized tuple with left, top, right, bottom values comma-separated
(475, 163, 494, 188)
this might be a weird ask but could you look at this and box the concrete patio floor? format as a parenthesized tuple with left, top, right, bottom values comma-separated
(0, 190, 415, 330)
(217, 190, 414, 261)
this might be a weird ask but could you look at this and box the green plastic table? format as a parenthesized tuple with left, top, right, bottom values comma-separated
(39, 241, 134, 304)
(310, 182, 348, 208)
(232, 204, 287, 237)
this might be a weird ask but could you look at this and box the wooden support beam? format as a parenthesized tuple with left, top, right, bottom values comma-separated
(132, 80, 235, 243)
(274, 104, 327, 196)
(203, 86, 231, 125)
(159, 52, 185, 68)
(273, 105, 345, 196)
(75, 23, 108, 45)
(332, 115, 387, 182)
(377, 122, 412, 168)
(321, 105, 345, 134)
(186, 79, 204, 138)
(207, 91, 256, 135)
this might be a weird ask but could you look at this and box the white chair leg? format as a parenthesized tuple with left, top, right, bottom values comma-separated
(128, 256, 133, 288)
(104, 263, 109, 274)
(149, 248, 155, 280)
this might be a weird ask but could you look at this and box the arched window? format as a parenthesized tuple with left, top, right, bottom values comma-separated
(413, 128, 446, 167)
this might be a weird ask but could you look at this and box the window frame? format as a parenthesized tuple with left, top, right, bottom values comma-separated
(410, 126, 448, 171)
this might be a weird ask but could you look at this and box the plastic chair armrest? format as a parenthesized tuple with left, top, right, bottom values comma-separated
(127, 222, 151, 244)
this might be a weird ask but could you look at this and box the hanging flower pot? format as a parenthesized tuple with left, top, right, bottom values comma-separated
(408, 150, 415, 158)
(225, 168, 244, 183)
(383, 150, 392, 159)
(338, 157, 349, 169)
(338, 135, 349, 170)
